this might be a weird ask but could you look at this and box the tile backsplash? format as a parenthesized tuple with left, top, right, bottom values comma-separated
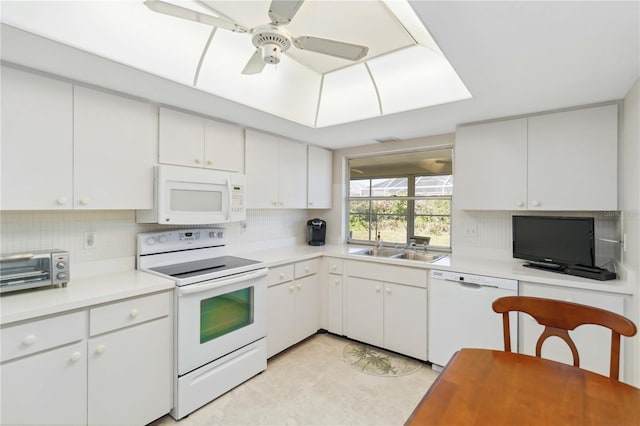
(0, 209, 312, 267)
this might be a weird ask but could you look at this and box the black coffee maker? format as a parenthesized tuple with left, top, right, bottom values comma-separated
(307, 218, 326, 246)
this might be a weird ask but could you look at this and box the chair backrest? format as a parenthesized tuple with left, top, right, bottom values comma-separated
(492, 295, 637, 379)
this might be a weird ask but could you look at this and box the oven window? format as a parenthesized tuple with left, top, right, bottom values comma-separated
(200, 288, 254, 343)
(171, 189, 222, 212)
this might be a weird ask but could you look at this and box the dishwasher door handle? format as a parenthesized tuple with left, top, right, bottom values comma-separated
(444, 278, 498, 289)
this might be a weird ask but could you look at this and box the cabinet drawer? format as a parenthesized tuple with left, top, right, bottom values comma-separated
(268, 264, 294, 287)
(90, 292, 171, 336)
(326, 258, 344, 275)
(346, 261, 427, 288)
(1, 311, 86, 362)
(295, 259, 319, 279)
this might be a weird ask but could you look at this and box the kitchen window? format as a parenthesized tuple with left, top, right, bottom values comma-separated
(348, 149, 452, 250)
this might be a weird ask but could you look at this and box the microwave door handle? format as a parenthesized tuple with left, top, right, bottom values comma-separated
(178, 268, 267, 296)
(1, 253, 34, 261)
(226, 177, 232, 221)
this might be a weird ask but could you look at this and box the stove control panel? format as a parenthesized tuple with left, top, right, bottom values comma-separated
(137, 228, 226, 255)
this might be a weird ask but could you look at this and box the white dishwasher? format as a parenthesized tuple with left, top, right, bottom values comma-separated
(429, 270, 518, 368)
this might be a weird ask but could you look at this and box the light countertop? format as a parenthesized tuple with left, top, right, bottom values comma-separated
(1, 270, 175, 326)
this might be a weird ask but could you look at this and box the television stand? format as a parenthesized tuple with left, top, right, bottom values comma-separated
(523, 262, 616, 281)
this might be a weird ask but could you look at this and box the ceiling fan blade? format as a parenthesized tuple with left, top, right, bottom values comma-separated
(144, 0, 247, 33)
(242, 49, 266, 75)
(268, 0, 305, 25)
(293, 36, 368, 61)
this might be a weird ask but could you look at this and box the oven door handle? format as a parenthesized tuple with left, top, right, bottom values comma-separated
(177, 268, 267, 296)
(226, 177, 232, 222)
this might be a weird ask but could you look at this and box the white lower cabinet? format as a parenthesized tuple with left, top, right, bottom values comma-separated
(519, 282, 627, 379)
(344, 261, 427, 361)
(88, 317, 171, 425)
(267, 261, 320, 357)
(1, 341, 88, 425)
(0, 291, 172, 426)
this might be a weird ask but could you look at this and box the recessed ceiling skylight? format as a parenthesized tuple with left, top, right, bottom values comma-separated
(0, 0, 472, 128)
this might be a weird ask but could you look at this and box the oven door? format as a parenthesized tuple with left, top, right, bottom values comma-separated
(176, 268, 267, 375)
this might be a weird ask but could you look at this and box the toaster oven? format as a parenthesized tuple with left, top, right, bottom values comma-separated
(0, 250, 69, 294)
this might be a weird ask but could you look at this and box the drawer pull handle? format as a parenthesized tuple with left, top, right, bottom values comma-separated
(70, 352, 82, 362)
(305, 266, 310, 273)
(279, 273, 285, 280)
(130, 308, 139, 318)
(23, 334, 37, 345)
(96, 344, 107, 354)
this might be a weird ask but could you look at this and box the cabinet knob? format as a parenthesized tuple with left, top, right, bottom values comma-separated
(386, 287, 391, 294)
(70, 352, 82, 362)
(334, 279, 340, 285)
(80, 197, 90, 206)
(23, 334, 37, 346)
(531, 200, 540, 207)
(516, 201, 524, 208)
(278, 201, 284, 206)
(305, 266, 310, 273)
(331, 265, 337, 271)
(375, 285, 381, 293)
(297, 283, 302, 290)
(289, 286, 295, 292)
(272, 201, 278, 206)
(195, 158, 202, 164)
(56, 197, 67, 206)
(130, 308, 139, 318)
(279, 273, 285, 280)
(207, 160, 213, 166)
(96, 344, 107, 354)
(308, 202, 314, 206)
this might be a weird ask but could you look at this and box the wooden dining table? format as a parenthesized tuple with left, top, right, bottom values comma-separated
(405, 348, 640, 425)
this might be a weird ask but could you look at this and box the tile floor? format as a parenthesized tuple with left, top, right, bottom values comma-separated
(150, 333, 439, 426)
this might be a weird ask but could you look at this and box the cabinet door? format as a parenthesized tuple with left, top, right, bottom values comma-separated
(0, 341, 87, 425)
(267, 282, 295, 357)
(204, 119, 244, 172)
(278, 139, 307, 208)
(345, 277, 384, 347)
(74, 87, 157, 209)
(328, 274, 343, 335)
(88, 317, 171, 425)
(307, 145, 332, 209)
(245, 130, 280, 208)
(1, 66, 73, 209)
(159, 107, 205, 168)
(454, 118, 528, 210)
(519, 282, 626, 379)
(294, 274, 320, 343)
(383, 283, 427, 361)
(527, 105, 618, 210)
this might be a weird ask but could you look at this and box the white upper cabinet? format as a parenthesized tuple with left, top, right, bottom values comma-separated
(527, 105, 618, 210)
(454, 118, 528, 210)
(159, 107, 244, 173)
(74, 86, 157, 210)
(1, 66, 74, 210)
(454, 104, 618, 210)
(307, 145, 333, 209)
(245, 130, 307, 209)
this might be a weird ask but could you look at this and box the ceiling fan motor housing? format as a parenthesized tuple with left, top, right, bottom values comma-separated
(252, 25, 292, 65)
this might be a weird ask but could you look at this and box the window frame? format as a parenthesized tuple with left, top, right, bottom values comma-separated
(347, 172, 452, 252)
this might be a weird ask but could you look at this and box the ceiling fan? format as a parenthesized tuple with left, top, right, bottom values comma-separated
(143, 0, 369, 75)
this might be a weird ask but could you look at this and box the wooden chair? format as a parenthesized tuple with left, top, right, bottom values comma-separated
(492, 295, 637, 379)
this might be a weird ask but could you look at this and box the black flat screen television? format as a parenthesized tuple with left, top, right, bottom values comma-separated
(512, 216, 595, 269)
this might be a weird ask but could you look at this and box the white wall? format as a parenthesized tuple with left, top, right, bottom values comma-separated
(621, 78, 640, 385)
(0, 209, 310, 277)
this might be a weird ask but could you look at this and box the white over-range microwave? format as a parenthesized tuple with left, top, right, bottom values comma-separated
(137, 165, 246, 225)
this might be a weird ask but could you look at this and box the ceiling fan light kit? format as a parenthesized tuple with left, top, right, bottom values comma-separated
(144, 0, 369, 74)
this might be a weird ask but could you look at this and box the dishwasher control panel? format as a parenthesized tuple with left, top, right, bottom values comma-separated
(430, 270, 518, 290)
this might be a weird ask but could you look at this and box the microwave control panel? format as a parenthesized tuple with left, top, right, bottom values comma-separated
(231, 185, 244, 213)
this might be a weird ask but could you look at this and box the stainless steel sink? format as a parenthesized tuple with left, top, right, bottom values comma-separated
(391, 251, 445, 262)
(351, 248, 445, 263)
(351, 248, 404, 257)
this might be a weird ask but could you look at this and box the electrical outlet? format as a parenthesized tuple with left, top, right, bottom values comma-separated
(83, 231, 96, 249)
(464, 225, 478, 238)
